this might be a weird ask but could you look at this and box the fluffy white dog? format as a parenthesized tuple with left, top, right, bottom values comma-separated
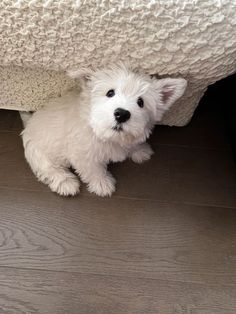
(21, 65, 187, 197)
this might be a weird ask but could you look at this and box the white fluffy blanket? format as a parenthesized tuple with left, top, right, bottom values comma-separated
(0, 0, 236, 126)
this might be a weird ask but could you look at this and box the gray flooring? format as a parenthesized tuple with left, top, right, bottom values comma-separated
(0, 97, 235, 313)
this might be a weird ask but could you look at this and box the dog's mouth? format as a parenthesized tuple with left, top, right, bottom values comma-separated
(112, 124, 123, 132)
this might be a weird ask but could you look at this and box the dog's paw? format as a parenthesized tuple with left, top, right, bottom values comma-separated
(131, 143, 154, 164)
(50, 177, 80, 196)
(88, 174, 116, 197)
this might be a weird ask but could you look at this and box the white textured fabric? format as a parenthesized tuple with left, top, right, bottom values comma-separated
(0, 0, 236, 126)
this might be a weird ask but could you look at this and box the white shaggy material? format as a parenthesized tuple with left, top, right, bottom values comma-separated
(21, 66, 187, 196)
(0, 0, 236, 126)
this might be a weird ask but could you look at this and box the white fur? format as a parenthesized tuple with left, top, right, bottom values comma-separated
(21, 65, 187, 197)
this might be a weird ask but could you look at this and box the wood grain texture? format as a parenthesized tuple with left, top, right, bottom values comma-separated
(0, 267, 235, 314)
(0, 91, 236, 314)
(110, 145, 236, 207)
(0, 188, 235, 286)
(0, 131, 236, 207)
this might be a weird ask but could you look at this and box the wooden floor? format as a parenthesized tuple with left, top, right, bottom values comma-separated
(0, 93, 236, 313)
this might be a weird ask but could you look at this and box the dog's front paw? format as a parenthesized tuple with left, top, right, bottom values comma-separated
(88, 174, 116, 197)
(131, 143, 154, 164)
(50, 176, 80, 196)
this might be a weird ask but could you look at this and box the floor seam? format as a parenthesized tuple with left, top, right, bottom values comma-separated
(0, 264, 235, 288)
(0, 185, 236, 210)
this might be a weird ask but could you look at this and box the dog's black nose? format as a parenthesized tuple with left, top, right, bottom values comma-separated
(114, 108, 131, 123)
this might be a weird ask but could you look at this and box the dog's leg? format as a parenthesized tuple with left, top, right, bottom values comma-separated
(76, 162, 116, 197)
(24, 146, 80, 196)
(44, 167, 80, 196)
(130, 143, 154, 164)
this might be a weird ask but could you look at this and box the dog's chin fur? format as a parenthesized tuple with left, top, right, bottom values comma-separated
(21, 65, 187, 197)
(90, 120, 153, 146)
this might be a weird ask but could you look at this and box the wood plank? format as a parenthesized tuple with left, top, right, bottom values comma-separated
(0, 189, 235, 285)
(1, 132, 236, 208)
(0, 267, 235, 314)
(111, 145, 236, 207)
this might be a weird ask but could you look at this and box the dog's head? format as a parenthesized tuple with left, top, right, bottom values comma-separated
(69, 65, 187, 145)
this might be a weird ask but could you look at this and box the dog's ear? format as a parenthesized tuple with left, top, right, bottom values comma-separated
(67, 68, 94, 88)
(152, 77, 187, 121)
(67, 68, 94, 80)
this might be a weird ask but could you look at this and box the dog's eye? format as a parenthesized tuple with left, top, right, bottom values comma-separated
(137, 97, 144, 108)
(106, 89, 115, 97)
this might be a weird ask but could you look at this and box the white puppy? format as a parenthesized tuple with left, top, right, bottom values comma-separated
(21, 65, 187, 197)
